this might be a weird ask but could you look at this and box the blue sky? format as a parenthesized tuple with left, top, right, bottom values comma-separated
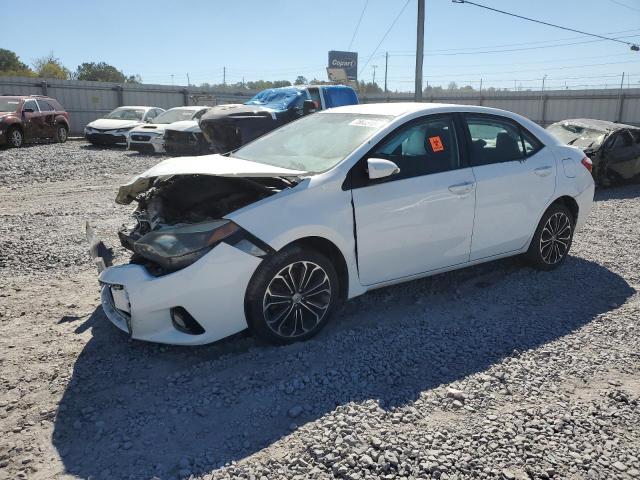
(3, 0, 640, 91)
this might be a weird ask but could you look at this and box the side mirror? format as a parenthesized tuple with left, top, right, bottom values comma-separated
(303, 100, 317, 115)
(367, 158, 400, 180)
(23, 108, 34, 113)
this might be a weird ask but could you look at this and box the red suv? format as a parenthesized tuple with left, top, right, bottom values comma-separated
(0, 95, 70, 147)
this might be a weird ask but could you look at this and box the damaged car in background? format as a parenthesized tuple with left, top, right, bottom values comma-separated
(197, 84, 358, 153)
(127, 106, 211, 153)
(89, 103, 593, 347)
(84, 106, 165, 146)
(547, 118, 640, 187)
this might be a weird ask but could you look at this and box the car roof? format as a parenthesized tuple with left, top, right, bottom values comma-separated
(548, 118, 639, 133)
(325, 102, 534, 118)
(165, 105, 209, 111)
(114, 105, 157, 110)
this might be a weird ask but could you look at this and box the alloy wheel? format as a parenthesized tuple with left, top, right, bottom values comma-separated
(10, 130, 22, 147)
(539, 212, 572, 265)
(262, 261, 332, 338)
(58, 127, 67, 142)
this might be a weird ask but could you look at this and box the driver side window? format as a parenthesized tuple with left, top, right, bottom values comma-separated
(370, 115, 460, 181)
(23, 100, 39, 112)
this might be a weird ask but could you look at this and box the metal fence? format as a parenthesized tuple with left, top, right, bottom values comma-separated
(1, 76, 638, 134)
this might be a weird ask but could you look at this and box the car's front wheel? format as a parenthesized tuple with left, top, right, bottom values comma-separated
(245, 245, 339, 344)
(526, 204, 574, 270)
(7, 127, 23, 148)
(55, 124, 68, 143)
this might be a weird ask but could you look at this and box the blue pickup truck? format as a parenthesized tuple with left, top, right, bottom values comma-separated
(197, 84, 359, 153)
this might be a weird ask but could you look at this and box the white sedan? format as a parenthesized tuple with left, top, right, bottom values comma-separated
(84, 106, 165, 146)
(92, 103, 594, 346)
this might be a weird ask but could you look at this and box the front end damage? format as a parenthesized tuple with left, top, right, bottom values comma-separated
(91, 155, 305, 345)
(198, 104, 297, 153)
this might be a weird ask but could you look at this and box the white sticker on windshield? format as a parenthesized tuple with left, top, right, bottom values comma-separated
(349, 118, 387, 128)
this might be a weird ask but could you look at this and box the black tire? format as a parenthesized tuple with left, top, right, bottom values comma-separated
(7, 127, 23, 148)
(245, 245, 339, 345)
(526, 203, 574, 271)
(55, 124, 68, 143)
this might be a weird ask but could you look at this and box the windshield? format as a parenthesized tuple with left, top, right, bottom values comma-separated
(547, 123, 606, 150)
(232, 113, 393, 173)
(152, 108, 200, 124)
(105, 108, 145, 120)
(244, 88, 304, 111)
(0, 98, 20, 113)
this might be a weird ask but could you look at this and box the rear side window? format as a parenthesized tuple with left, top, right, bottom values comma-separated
(465, 115, 543, 166)
(370, 115, 460, 180)
(612, 131, 633, 148)
(37, 100, 54, 111)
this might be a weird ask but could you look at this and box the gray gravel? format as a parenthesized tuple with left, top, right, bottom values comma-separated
(0, 142, 638, 480)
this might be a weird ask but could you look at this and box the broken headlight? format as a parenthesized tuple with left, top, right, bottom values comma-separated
(133, 220, 240, 271)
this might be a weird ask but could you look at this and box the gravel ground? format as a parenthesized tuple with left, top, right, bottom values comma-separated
(0, 142, 638, 480)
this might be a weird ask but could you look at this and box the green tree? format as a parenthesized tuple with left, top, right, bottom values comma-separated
(357, 81, 382, 94)
(294, 75, 307, 85)
(74, 62, 126, 82)
(33, 52, 70, 80)
(0, 48, 34, 77)
(125, 74, 143, 84)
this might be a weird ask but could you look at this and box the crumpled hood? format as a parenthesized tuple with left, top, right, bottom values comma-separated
(129, 123, 170, 134)
(87, 118, 142, 130)
(116, 154, 305, 204)
(199, 104, 278, 123)
(165, 120, 201, 133)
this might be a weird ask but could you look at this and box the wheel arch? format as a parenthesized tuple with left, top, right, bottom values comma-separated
(281, 236, 350, 303)
(549, 195, 579, 223)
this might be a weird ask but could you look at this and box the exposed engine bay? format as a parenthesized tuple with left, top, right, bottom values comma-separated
(118, 175, 296, 274)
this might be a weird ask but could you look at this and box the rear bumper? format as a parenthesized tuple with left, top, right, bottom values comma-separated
(574, 182, 595, 232)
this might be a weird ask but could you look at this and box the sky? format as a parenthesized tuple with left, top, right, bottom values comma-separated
(2, 0, 640, 92)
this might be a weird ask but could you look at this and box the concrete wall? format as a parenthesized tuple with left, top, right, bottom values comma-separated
(1, 76, 638, 133)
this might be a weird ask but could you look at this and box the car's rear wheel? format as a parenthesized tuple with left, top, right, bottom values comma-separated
(245, 246, 339, 345)
(526, 204, 574, 270)
(7, 127, 23, 148)
(55, 124, 68, 143)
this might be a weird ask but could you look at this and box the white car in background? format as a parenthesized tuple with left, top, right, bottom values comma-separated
(84, 106, 164, 146)
(91, 103, 594, 347)
(127, 106, 211, 154)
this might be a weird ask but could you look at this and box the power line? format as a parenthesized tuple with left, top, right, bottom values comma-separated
(386, 34, 640, 57)
(359, 0, 411, 77)
(348, 0, 369, 51)
(608, 0, 640, 12)
(452, 0, 640, 50)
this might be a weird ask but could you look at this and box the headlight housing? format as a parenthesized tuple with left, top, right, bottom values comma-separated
(115, 127, 134, 133)
(133, 220, 241, 271)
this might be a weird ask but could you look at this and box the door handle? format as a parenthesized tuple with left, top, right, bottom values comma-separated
(448, 181, 475, 195)
(534, 166, 553, 177)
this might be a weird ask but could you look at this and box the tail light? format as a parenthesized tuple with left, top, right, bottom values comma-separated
(581, 156, 593, 173)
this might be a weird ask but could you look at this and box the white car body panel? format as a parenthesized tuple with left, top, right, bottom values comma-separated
(127, 107, 209, 153)
(85, 106, 162, 144)
(352, 167, 476, 285)
(166, 120, 201, 133)
(97, 103, 594, 346)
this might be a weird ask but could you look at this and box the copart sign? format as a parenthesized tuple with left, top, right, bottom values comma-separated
(328, 51, 358, 81)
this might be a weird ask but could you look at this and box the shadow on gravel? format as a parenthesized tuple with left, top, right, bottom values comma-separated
(52, 256, 634, 479)
(594, 182, 640, 202)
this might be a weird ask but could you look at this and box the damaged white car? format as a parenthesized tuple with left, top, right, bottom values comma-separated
(90, 103, 594, 346)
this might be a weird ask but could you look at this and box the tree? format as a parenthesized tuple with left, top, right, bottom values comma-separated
(294, 75, 307, 85)
(125, 74, 143, 84)
(33, 52, 70, 80)
(447, 81, 458, 91)
(0, 48, 34, 77)
(74, 62, 126, 82)
(357, 81, 382, 94)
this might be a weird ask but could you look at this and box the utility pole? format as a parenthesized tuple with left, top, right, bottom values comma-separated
(371, 65, 378, 86)
(541, 74, 547, 92)
(415, 0, 425, 101)
(186, 73, 190, 86)
(223, 67, 226, 85)
(479, 78, 483, 94)
(384, 52, 389, 94)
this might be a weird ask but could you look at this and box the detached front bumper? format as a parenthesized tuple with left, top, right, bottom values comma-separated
(98, 243, 262, 345)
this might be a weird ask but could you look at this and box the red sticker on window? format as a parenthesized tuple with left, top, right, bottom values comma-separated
(429, 136, 444, 152)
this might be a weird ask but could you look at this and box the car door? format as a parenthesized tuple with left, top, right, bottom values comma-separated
(463, 114, 556, 261)
(36, 99, 57, 138)
(351, 114, 476, 285)
(21, 99, 44, 140)
(604, 130, 639, 180)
